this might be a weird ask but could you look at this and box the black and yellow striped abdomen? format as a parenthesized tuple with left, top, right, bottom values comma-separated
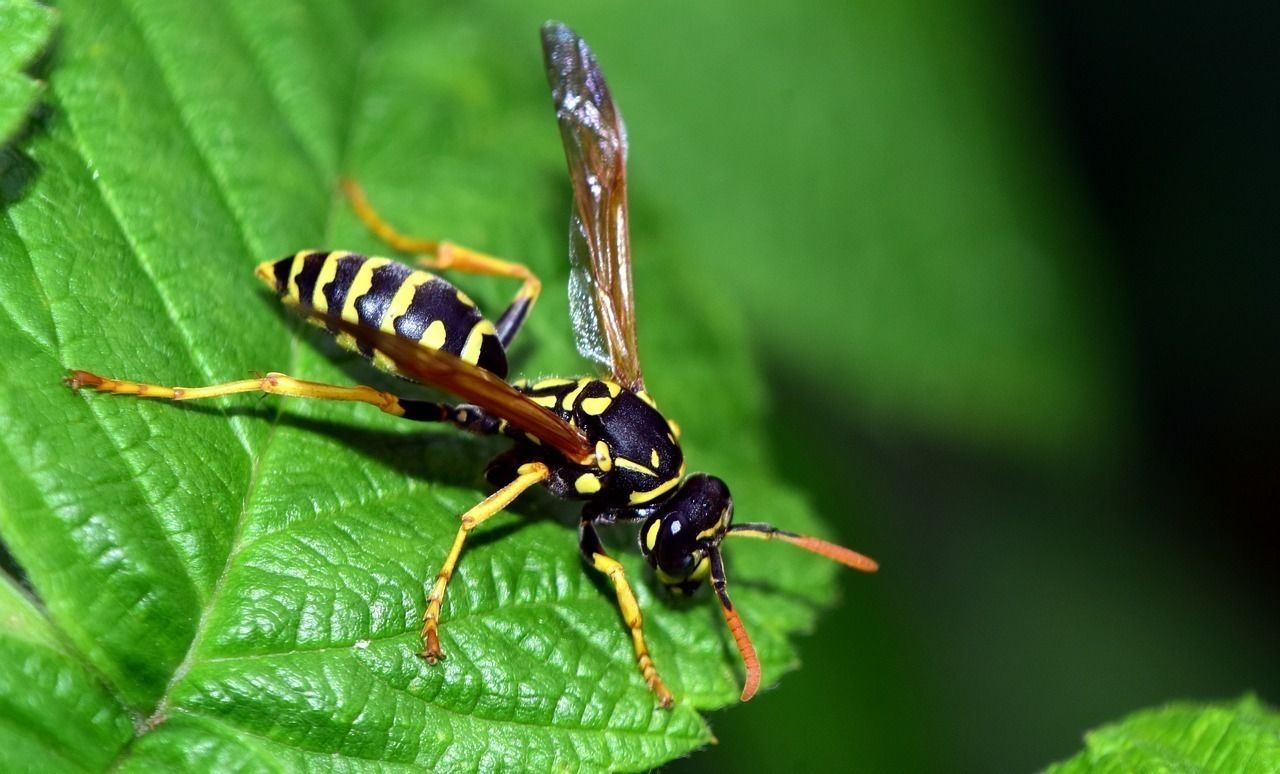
(256, 251, 508, 379)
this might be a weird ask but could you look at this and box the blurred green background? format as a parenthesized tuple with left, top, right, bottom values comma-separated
(563, 1, 1276, 771)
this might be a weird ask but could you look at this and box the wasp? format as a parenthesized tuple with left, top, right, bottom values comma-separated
(64, 22, 878, 708)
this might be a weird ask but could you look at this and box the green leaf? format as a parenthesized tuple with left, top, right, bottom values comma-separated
(0, 0, 56, 147)
(1048, 696, 1280, 773)
(0, 1, 852, 770)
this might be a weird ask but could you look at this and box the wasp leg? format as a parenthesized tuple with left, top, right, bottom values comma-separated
(340, 179, 540, 348)
(421, 461, 550, 662)
(63, 369, 489, 429)
(579, 520, 674, 708)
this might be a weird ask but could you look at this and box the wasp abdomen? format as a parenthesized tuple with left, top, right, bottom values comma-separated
(257, 251, 508, 379)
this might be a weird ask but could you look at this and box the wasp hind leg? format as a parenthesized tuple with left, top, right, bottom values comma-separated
(580, 520, 674, 708)
(63, 370, 495, 432)
(420, 461, 550, 662)
(340, 179, 541, 348)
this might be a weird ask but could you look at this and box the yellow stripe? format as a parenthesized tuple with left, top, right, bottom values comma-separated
(615, 457, 658, 477)
(341, 257, 390, 321)
(421, 319, 447, 350)
(575, 473, 602, 494)
(580, 396, 612, 416)
(460, 319, 497, 364)
(561, 378, 591, 411)
(629, 473, 683, 505)
(287, 250, 308, 300)
(383, 276, 425, 333)
(310, 253, 342, 313)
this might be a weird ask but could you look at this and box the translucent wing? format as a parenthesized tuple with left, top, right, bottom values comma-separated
(324, 314, 595, 465)
(541, 22, 644, 391)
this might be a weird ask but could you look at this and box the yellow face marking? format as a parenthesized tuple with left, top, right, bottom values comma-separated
(530, 394, 558, 408)
(628, 475, 681, 505)
(644, 519, 661, 551)
(455, 289, 476, 307)
(341, 257, 390, 319)
(310, 255, 341, 312)
(574, 473, 602, 495)
(614, 457, 658, 477)
(595, 440, 613, 471)
(650, 448, 660, 468)
(561, 378, 591, 411)
(533, 378, 574, 390)
(580, 396, 612, 416)
(420, 319, 447, 350)
(690, 555, 710, 582)
(459, 319, 497, 364)
(384, 277, 426, 333)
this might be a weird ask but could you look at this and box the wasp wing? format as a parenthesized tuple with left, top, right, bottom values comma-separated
(323, 314, 595, 465)
(541, 22, 644, 392)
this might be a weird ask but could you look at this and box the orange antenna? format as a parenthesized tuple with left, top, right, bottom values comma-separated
(710, 548, 761, 701)
(727, 522, 879, 573)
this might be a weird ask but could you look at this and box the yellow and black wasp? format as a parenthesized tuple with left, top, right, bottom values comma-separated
(65, 22, 877, 707)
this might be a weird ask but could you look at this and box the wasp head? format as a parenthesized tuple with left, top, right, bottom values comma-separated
(638, 473, 732, 594)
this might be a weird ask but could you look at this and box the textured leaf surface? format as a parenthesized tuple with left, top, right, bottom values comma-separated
(1048, 697, 1280, 773)
(0, 1, 848, 771)
(0, 0, 56, 146)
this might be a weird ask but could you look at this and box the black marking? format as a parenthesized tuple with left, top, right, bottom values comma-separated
(578, 518, 607, 562)
(392, 278, 459, 343)
(322, 254, 365, 318)
(293, 251, 329, 307)
(400, 400, 450, 423)
(475, 333, 508, 379)
(356, 262, 411, 330)
(495, 296, 531, 348)
(354, 263, 410, 357)
(271, 256, 292, 294)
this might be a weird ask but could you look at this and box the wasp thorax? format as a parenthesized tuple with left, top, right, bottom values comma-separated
(639, 474, 733, 593)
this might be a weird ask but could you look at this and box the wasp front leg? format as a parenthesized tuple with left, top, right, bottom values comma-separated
(340, 179, 541, 348)
(579, 519, 674, 708)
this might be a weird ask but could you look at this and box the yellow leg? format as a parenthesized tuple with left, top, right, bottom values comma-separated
(589, 551, 674, 708)
(340, 178, 541, 344)
(421, 461, 550, 662)
(65, 369, 414, 417)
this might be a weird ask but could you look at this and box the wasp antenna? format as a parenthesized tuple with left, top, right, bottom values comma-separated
(710, 548, 761, 701)
(727, 522, 879, 573)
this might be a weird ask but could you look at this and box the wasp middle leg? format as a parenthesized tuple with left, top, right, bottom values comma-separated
(579, 519, 674, 707)
(63, 370, 496, 432)
(340, 179, 541, 348)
